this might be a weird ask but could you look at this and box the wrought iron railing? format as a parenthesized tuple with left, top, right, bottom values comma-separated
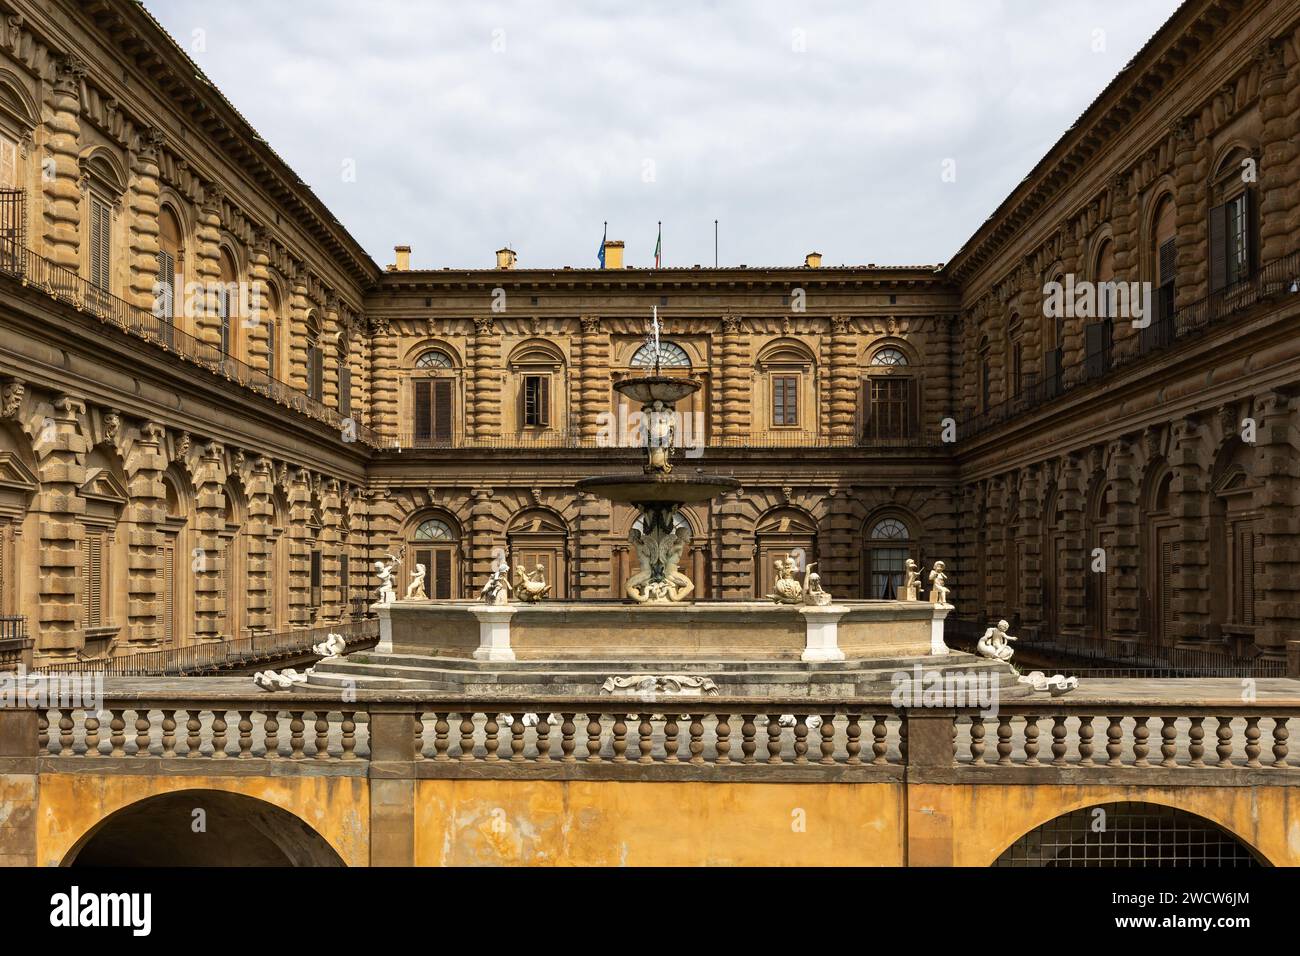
(959, 248, 1300, 442)
(27, 619, 378, 677)
(0, 234, 381, 448)
(389, 429, 948, 451)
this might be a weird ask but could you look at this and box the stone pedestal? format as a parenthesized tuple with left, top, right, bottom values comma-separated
(800, 606, 847, 662)
(471, 606, 517, 662)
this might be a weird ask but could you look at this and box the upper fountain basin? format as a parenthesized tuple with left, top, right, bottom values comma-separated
(575, 473, 741, 504)
(613, 375, 701, 406)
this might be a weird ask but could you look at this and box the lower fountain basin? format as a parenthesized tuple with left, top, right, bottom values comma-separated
(575, 473, 740, 504)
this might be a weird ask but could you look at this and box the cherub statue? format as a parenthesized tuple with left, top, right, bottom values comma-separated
(768, 553, 804, 604)
(311, 632, 346, 658)
(928, 560, 950, 605)
(626, 527, 655, 603)
(405, 562, 428, 600)
(976, 619, 1017, 663)
(658, 523, 694, 602)
(802, 563, 832, 606)
(515, 563, 551, 603)
(903, 558, 921, 601)
(480, 561, 512, 605)
(374, 552, 401, 605)
(644, 400, 675, 474)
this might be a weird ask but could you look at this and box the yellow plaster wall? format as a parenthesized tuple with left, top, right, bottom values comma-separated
(36, 774, 369, 867)
(414, 779, 907, 866)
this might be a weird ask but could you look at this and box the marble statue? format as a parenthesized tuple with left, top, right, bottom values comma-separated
(405, 563, 428, 601)
(903, 558, 921, 601)
(480, 562, 512, 605)
(928, 560, 950, 605)
(1018, 671, 1080, 696)
(802, 563, 832, 606)
(254, 667, 309, 692)
(374, 552, 401, 605)
(644, 400, 676, 474)
(779, 714, 824, 730)
(626, 519, 693, 604)
(311, 632, 346, 659)
(515, 563, 551, 602)
(975, 618, 1016, 662)
(768, 553, 804, 604)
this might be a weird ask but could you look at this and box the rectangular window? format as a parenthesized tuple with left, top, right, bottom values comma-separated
(307, 346, 324, 401)
(82, 531, 106, 629)
(155, 249, 175, 322)
(415, 547, 453, 600)
(309, 550, 322, 609)
(1084, 321, 1112, 380)
(266, 321, 277, 378)
(1010, 340, 1023, 397)
(218, 285, 231, 357)
(89, 197, 111, 292)
(1210, 192, 1253, 292)
(339, 365, 352, 418)
(413, 379, 453, 444)
(522, 374, 550, 427)
(772, 374, 799, 426)
(868, 378, 910, 440)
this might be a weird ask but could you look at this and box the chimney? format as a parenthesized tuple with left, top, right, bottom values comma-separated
(804, 251, 822, 269)
(602, 240, 624, 270)
(393, 245, 411, 271)
(496, 247, 517, 270)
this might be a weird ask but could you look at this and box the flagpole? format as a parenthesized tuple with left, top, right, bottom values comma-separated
(714, 220, 718, 268)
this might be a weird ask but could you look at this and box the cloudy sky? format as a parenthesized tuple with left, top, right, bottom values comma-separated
(146, 1, 1182, 271)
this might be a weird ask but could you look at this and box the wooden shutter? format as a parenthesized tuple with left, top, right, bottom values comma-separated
(310, 550, 322, 608)
(432, 379, 452, 442)
(0, 136, 16, 188)
(90, 199, 111, 291)
(1158, 530, 1174, 646)
(906, 377, 919, 438)
(83, 533, 103, 629)
(266, 321, 277, 376)
(219, 541, 233, 632)
(538, 376, 550, 427)
(1084, 322, 1108, 379)
(433, 549, 452, 599)
(158, 541, 175, 645)
(339, 366, 352, 417)
(413, 380, 432, 442)
(1208, 201, 1228, 293)
(340, 552, 350, 611)
(1158, 237, 1177, 287)
(859, 379, 871, 438)
(155, 250, 175, 322)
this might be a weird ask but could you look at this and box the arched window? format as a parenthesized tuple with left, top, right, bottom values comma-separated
(217, 247, 238, 359)
(1143, 467, 1176, 648)
(863, 516, 910, 599)
(79, 448, 129, 649)
(265, 285, 282, 380)
(1084, 239, 1115, 380)
(631, 341, 691, 368)
(409, 516, 459, 599)
(82, 154, 125, 297)
(1007, 313, 1023, 398)
(1209, 147, 1257, 296)
(863, 345, 917, 442)
(1210, 440, 1262, 647)
(337, 332, 352, 418)
(977, 336, 991, 411)
(1145, 194, 1177, 351)
(410, 348, 457, 445)
(305, 312, 323, 402)
(1085, 478, 1115, 641)
(415, 349, 453, 369)
(871, 347, 908, 366)
(157, 204, 184, 334)
(1044, 273, 1065, 396)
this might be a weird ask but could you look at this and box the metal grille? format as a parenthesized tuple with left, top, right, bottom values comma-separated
(0, 187, 24, 271)
(995, 802, 1261, 867)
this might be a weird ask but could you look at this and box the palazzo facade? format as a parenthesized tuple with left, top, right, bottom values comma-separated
(0, 0, 1297, 666)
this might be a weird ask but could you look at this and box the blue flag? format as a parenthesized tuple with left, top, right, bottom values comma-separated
(597, 223, 606, 267)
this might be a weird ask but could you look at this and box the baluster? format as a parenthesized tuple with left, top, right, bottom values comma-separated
(845, 715, 862, 766)
(37, 712, 48, 753)
(995, 716, 1012, 765)
(611, 714, 628, 762)
(484, 713, 501, 762)
(160, 710, 176, 758)
(58, 709, 74, 755)
(341, 712, 357, 760)
(560, 713, 576, 762)
(872, 715, 888, 765)
(637, 714, 654, 764)
(1106, 716, 1123, 766)
(1131, 716, 1149, 767)
(237, 710, 254, 759)
(134, 709, 153, 756)
(1244, 717, 1262, 768)
(818, 714, 835, 765)
(740, 714, 757, 764)
(264, 711, 280, 759)
(586, 713, 603, 762)
(716, 714, 732, 765)
(689, 714, 705, 765)
(1051, 716, 1067, 766)
(535, 713, 552, 762)
(287, 710, 304, 760)
(411, 712, 426, 761)
(1272, 717, 1289, 768)
(767, 714, 783, 765)
(1187, 716, 1205, 768)
(84, 713, 100, 757)
(1160, 717, 1178, 768)
(1022, 716, 1039, 766)
(210, 712, 228, 764)
(459, 711, 476, 762)
(185, 710, 201, 758)
(793, 716, 809, 765)
(969, 715, 986, 765)
(314, 711, 331, 760)
(664, 715, 680, 764)
(432, 712, 450, 761)
(899, 717, 908, 764)
(1216, 716, 1234, 766)
(110, 709, 126, 757)
(511, 713, 527, 762)
(1077, 715, 1094, 767)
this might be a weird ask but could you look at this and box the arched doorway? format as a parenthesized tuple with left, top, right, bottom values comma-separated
(159, 469, 194, 646)
(408, 514, 461, 599)
(1209, 439, 1262, 653)
(218, 479, 248, 640)
(1141, 464, 1177, 649)
(507, 508, 569, 598)
(995, 802, 1264, 867)
(754, 507, 817, 599)
(63, 790, 345, 867)
(1085, 478, 1115, 642)
(861, 514, 914, 599)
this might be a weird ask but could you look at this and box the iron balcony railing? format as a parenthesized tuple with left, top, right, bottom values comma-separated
(389, 429, 949, 451)
(26, 619, 379, 677)
(958, 248, 1300, 442)
(0, 229, 381, 448)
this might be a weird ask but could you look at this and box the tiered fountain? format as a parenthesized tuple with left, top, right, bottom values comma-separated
(306, 311, 1023, 698)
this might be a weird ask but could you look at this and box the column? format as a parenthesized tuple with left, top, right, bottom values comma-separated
(576, 316, 610, 442)
(193, 185, 223, 349)
(827, 317, 857, 441)
(1257, 39, 1295, 264)
(1018, 466, 1045, 636)
(123, 421, 166, 648)
(370, 317, 398, 443)
(1107, 434, 1141, 643)
(575, 491, 610, 598)
(246, 227, 272, 371)
(471, 317, 502, 440)
(127, 127, 163, 311)
(1254, 391, 1299, 658)
(320, 478, 343, 622)
(323, 295, 342, 411)
(1168, 414, 1212, 644)
(41, 55, 84, 270)
(1109, 171, 1139, 363)
(1056, 452, 1087, 638)
(34, 395, 87, 661)
(192, 440, 227, 643)
(287, 468, 312, 626)
(718, 315, 750, 441)
(245, 456, 274, 635)
(288, 267, 310, 392)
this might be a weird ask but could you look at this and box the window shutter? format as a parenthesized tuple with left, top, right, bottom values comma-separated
(1084, 322, 1108, 379)
(219, 541, 232, 630)
(340, 552, 350, 611)
(539, 375, 550, 427)
(786, 376, 798, 425)
(266, 321, 277, 377)
(859, 379, 871, 438)
(90, 199, 111, 292)
(158, 542, 175, 645)
(156, 250, 175, 322)
(310, 550, 322, 608)
(413, 380, 432, 442)
(907, 377, 920, 438)
(0, 136, 16, 188)
(339, 366, 352, 417)
(1208, 201, 1228, 293)
(83, 534, 103, 629)
(434, 549, 452, 599)
(1243, 188, 1257, 277)
(1043, 347, 1060, 396)
(432, 379, 452, 442)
